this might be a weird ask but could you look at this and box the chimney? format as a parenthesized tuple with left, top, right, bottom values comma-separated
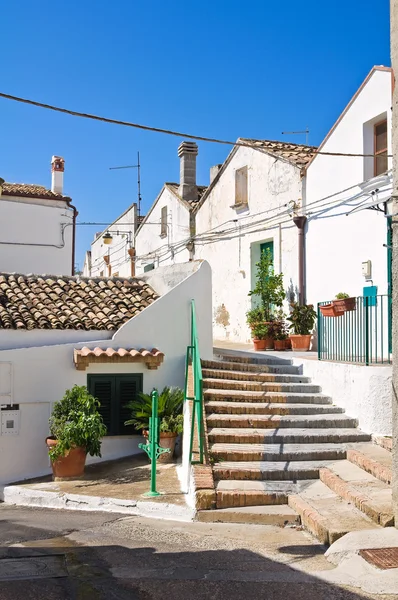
(51, 156, 65, 194)
(210, 164, 222, 184)
(178, 141, 198, 202)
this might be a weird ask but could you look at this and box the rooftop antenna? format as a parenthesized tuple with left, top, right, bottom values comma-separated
(109, 151, 142, 218)
(281, 128, 310, 146)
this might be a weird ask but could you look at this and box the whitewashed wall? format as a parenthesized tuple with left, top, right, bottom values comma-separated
(135, 186, 191, 274)
(305, 68, 392, 305)
(0, 261, 212, 484)
(195, 146, 303, 342)
(0, 196, 74, 276)
(90, 204, 137, 278)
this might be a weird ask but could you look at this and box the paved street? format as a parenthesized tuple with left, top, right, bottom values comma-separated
(0, 504, 395, 599)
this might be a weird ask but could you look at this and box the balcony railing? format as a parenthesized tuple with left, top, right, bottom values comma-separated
(317, 295, 392, 365)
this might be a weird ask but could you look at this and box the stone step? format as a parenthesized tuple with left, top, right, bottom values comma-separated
(288, 480, 380, 545)
(319, 460, 394, 527)
(202, 359, 301, 375)
(372, 436, 392, 452)
(205, 401, 342, 416)
(196, 504, 301, 526)
(213, 352, 294, 366)
(204, 388, 331, 405)
(210, 442, 347, 462)
(208, 427, 371, 445)
(347, 442, 392, 485)
(213, 460, 334, 481)
(214, 480, 311, 508)
(203, 377, 321, 394)
(202, 368, 311, 384)
(206, 413, 358, 430)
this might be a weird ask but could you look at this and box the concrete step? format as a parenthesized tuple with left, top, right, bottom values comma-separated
(347, 442, 392, 485)
(213, 353, 294, 366)
(196, 504, 301, 526)
(203, 377, 321, 394)
(213, 460, 334, 481)
(204, 388, 331, 405)
(205, 401, 342, 416)
(373, 436, 392, 452)
(288, 480, 380, 545)
(202, 368, 311, 384)
(206, 413, 358, 430)
(210, 442, 347, 462)
(319, 460, 394, 527)
(208, 427, 372, 445)
(202, 359, 301, 375)
(214, 480, 312, 508)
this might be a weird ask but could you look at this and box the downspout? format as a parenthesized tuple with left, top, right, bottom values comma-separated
(293, 216, 307, 305)
(68, 202, 78, 276)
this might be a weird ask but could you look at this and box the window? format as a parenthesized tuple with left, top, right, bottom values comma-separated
(374, 120, 388, 176)
(144, 263, 155, 272)
(87, 374, 143, 436)
(99, 271, 104, 277)
(113, 272, 119, 277)
(234, 166, 248, 207)
(160, 206, 167, 237)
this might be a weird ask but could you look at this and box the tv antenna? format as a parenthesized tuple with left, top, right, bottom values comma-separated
(281, 128, 310, 146)
(109, 151, 142, 218)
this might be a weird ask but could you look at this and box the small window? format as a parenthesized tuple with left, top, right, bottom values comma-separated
(234, 166, 248, 207)
(144, 263, 155, 272)
(374, 120, 388, 176)
(160, 206, 167, 237)
(87, 374, 143, 436)
(99, 270, 104, 277)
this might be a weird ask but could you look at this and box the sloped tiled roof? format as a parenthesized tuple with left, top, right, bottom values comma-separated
(166, 183, 208, 208)
(239, 138, 317, 167)
(74, 347, 164, 370)
(0, 274, 158, 330)
(2, 182, 71, 202)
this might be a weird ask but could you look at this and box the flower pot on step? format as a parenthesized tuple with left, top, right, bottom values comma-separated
(253, 338, 266, 351)
(289, 334, 312, 352)
(46, 437, 87, 479)
(320, 303, 344, 317)
(143, 430, 177, 463)
(332, 297, 356, 312)
(274, 339, 287, 351)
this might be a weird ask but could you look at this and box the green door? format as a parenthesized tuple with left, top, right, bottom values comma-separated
(260, 241, 274, 263)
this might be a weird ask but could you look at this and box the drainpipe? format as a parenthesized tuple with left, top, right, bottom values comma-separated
(293, 216, 307, 305)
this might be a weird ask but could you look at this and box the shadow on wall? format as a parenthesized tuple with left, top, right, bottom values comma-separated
(0, 517, 377, 599)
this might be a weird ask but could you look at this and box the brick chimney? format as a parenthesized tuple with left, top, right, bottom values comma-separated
(178, 142, 198, 202)
(51, 156, 65, 195)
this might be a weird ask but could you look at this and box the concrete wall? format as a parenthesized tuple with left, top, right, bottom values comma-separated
(195, 146, 303, 342)
(0, 330, 112, 351)
(0, 260, 212, 484)
(89, 204, 137, 278)
(0, 196, 74, 276)
(135, 186, 191, 274)
(305, 69, 393, 305)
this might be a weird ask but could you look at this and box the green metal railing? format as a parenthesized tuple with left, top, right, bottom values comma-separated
(184, 299, 204, 464)
(318, 295, 392, 365)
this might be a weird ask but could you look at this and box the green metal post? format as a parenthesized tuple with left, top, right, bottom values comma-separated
(139, 389, 170, 496)
(364, 296, 370, 366)
(317, 303, 321, 361)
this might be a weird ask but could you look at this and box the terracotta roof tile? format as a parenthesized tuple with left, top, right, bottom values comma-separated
(0, 274, 158, 330)
(166, 183, 208, 208)
(239, 138, 317, 167)
(1, 182, 71, 202)
(74, 347, 164, 370)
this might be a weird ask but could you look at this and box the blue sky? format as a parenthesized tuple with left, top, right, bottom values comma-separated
(0, 0, 390, 269)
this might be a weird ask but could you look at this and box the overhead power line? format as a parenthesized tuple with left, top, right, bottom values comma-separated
(0, 91, 393, 159)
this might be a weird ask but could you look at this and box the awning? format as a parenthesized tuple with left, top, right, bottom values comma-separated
(73, 347, 164, 371)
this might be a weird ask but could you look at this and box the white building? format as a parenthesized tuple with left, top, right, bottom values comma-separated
(0, 156, 76, 276)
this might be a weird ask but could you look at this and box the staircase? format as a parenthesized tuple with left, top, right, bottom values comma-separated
(198, 352, 393, 543)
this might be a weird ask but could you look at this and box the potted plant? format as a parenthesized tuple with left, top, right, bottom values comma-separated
(248, 248, 285, 322)
(332, 292, 356, 312)
(319, 302, 344, 317)
(125, 386, 184, 463)
(246, 306, 266, 331)
(46, 385, 107, 479)
(287, 303, 317, 351)
(273, 319, 289, 350)
(252, 322, 274, 351)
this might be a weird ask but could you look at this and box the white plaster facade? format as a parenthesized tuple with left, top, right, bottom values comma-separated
(0, 194, 75, 276)
(194, 145, 305, 343)
(305, 67, 393, 304)
(0, 261, 212, 485)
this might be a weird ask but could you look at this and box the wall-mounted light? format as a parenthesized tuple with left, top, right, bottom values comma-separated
(103, 232, 113, 245)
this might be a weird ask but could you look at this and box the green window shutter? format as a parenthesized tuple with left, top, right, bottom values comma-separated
(260, 241, 274, 264)
(116, 375, 143, 436)
(87, 375, 115, 435)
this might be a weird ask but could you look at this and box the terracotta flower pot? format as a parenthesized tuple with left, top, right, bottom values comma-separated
(320, 304, 344, 317)
(264, 337, 274, 350)
(289, 334, 312, 352)
(274, 339, 287, 351)
(143, 430, 177, 463)
(285, 337, 292, 350)
(332, 297, 356, 312)
(253, 338, 266, 351)
(46, 437, 87, 480)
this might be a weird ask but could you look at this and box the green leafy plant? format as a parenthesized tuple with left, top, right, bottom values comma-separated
(273, 321, 288, 341)
(246, 306, 265, 328)
(335, 292, 350, 299)
(125, 386, 184, 434)
(252, 322, 272, 340)
(48, 385, 107, 462)
(248, 248, 285, 322)
(287, 303, 317, 335)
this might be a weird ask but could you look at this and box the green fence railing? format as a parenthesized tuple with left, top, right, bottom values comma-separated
(317, 295, 392, 365)
(184, 299, 204, 464)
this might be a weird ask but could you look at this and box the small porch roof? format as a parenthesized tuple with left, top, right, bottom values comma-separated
(73, 347, 164, 371)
